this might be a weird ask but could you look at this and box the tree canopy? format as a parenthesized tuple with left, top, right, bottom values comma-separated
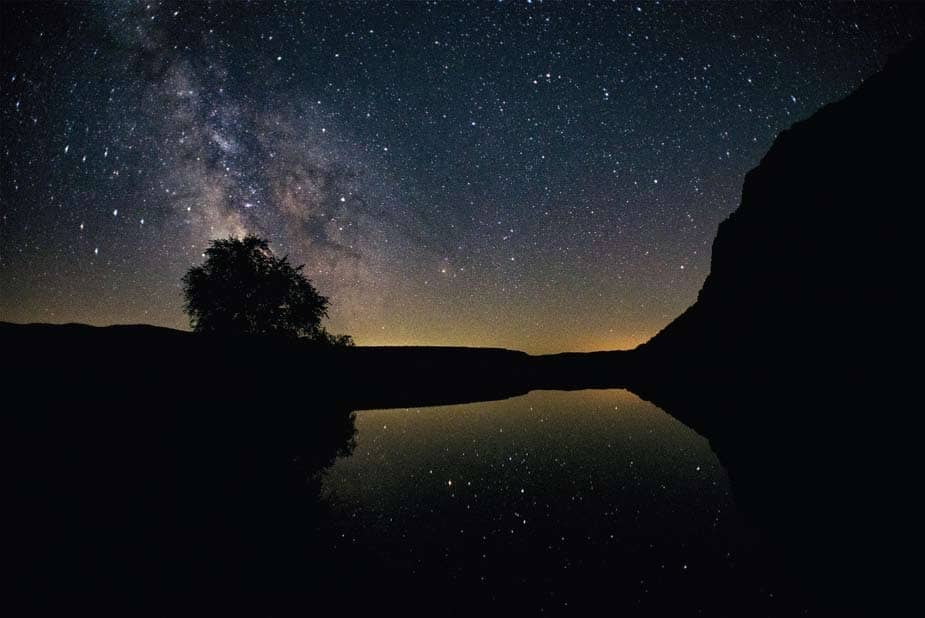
(182, 235, 349, 343)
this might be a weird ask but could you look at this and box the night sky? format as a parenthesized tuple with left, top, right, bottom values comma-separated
(2, 1, 922, 353)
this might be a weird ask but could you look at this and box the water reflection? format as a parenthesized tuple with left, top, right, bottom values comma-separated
(328, 390, 732, 535)
(22, 387, 824, 615)
(629, 381, 891, 617)
(315, 390, 807, 614)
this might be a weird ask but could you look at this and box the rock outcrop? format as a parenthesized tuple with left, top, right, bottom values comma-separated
(637, 39, 923, 385)
(628, 39, 925, 614)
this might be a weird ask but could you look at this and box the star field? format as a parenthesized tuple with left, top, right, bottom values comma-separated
(2, 1, 922, 352)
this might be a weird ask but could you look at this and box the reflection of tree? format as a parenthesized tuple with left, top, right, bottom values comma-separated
(185, 400, 358, 591)
(19, 376, 359, 613)
(288, 403, 358, 480)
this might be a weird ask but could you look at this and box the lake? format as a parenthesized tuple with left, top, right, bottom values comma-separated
(310, 389, 813, 614)
(7, 323, 885, 615)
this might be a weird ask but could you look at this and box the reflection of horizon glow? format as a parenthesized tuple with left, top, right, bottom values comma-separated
(320, 389, 759, 605)
(327, 388, 727, 516)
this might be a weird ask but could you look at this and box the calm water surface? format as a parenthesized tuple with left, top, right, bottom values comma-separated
(316, 389, 802, 613)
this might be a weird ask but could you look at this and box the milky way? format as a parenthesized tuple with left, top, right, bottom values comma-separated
(2, 2, 923, 352)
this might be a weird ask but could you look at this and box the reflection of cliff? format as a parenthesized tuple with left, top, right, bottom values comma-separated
(625, 39, 925, 614)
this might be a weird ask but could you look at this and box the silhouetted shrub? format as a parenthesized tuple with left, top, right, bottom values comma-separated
(182, 235, 349, 344)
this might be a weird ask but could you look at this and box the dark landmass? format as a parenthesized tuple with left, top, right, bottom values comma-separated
(626, 37, 925, 613)
(0, 320, 638, 406)
(1, 321, 541, 408)
(7, 37, 923, 618)
(3, 321, 637, 615)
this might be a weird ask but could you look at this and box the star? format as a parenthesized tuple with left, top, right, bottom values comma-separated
(0, 0, 919, 355)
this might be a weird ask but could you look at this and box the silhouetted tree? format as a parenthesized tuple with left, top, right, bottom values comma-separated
(316, 328, 355, 347)
(182, 235, 345, 341)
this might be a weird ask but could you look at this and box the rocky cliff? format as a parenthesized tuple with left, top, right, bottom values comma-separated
(636, 39, 923, 385)
(627, 39, 925, 614)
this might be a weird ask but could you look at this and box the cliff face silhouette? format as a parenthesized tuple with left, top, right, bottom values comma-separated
(635, 39, 922, 383)
(626, 39, 925, 612)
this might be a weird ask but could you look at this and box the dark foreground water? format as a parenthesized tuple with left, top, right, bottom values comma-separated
(20, 387, 827, 616)
(310, 390, 814, 615)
